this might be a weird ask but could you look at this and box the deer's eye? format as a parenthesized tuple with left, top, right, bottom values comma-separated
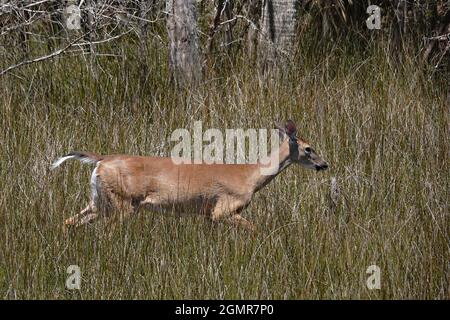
(305, 147, 312, 154)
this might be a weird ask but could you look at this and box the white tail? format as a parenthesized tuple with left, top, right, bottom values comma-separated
(51, 151, 101, 170)
(53, 120, 328, 232)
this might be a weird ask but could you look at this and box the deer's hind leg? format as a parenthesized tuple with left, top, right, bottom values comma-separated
(102, 189, 140, 235)
(63, 167, 101, 230)
(63, 201, 99, 231)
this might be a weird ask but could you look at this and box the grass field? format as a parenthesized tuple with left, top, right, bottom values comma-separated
(0, 30, 448, 299)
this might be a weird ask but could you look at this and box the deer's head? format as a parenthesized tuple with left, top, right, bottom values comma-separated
(276, 120, 328, 171)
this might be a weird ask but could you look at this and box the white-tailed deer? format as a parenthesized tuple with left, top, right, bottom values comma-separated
(52, 120, 328, 232)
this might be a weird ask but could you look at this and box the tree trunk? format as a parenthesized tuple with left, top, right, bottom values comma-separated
(208, 0, 226, 54)
(391, 0, 407, 60)
(47, 0, 63, 51)
(82, 0, 97, 77)
(166, 0, 201, 87)
(18, 0, 30, 57)
(247, 0, 261, 62)
(423, 2, 450, 63)
(258, 0, 297, 71)
(138, 0, 151, 73)
(83, 0, 95, 53)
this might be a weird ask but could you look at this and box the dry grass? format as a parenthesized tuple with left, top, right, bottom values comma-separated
(0, 32, 448, 299)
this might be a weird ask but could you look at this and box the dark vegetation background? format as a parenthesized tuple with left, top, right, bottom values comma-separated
(0, 1, 448, 299)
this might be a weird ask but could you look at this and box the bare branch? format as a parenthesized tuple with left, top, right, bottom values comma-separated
(0, 32, 88, 76)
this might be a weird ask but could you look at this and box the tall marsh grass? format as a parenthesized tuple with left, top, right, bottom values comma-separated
(0, 30, 448, 299)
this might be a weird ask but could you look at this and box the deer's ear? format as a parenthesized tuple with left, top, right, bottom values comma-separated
(285, 120, 297, 138)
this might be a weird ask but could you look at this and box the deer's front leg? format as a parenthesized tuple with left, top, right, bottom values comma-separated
(210, 196, 254, 232)
(103, 191, 139, 235)
(228, 214, 256, 233)
(64, 202, 97, 227)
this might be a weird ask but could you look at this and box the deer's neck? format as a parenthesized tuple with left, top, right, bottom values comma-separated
(252, 139, 292, 192)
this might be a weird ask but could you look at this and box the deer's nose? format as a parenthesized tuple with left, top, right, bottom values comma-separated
(315, 163, 328, 171)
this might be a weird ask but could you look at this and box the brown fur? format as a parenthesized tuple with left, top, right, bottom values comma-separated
(57, 121, 328, 233)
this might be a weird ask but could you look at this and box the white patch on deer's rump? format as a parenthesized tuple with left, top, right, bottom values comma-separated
(90, 164, 99, 204)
